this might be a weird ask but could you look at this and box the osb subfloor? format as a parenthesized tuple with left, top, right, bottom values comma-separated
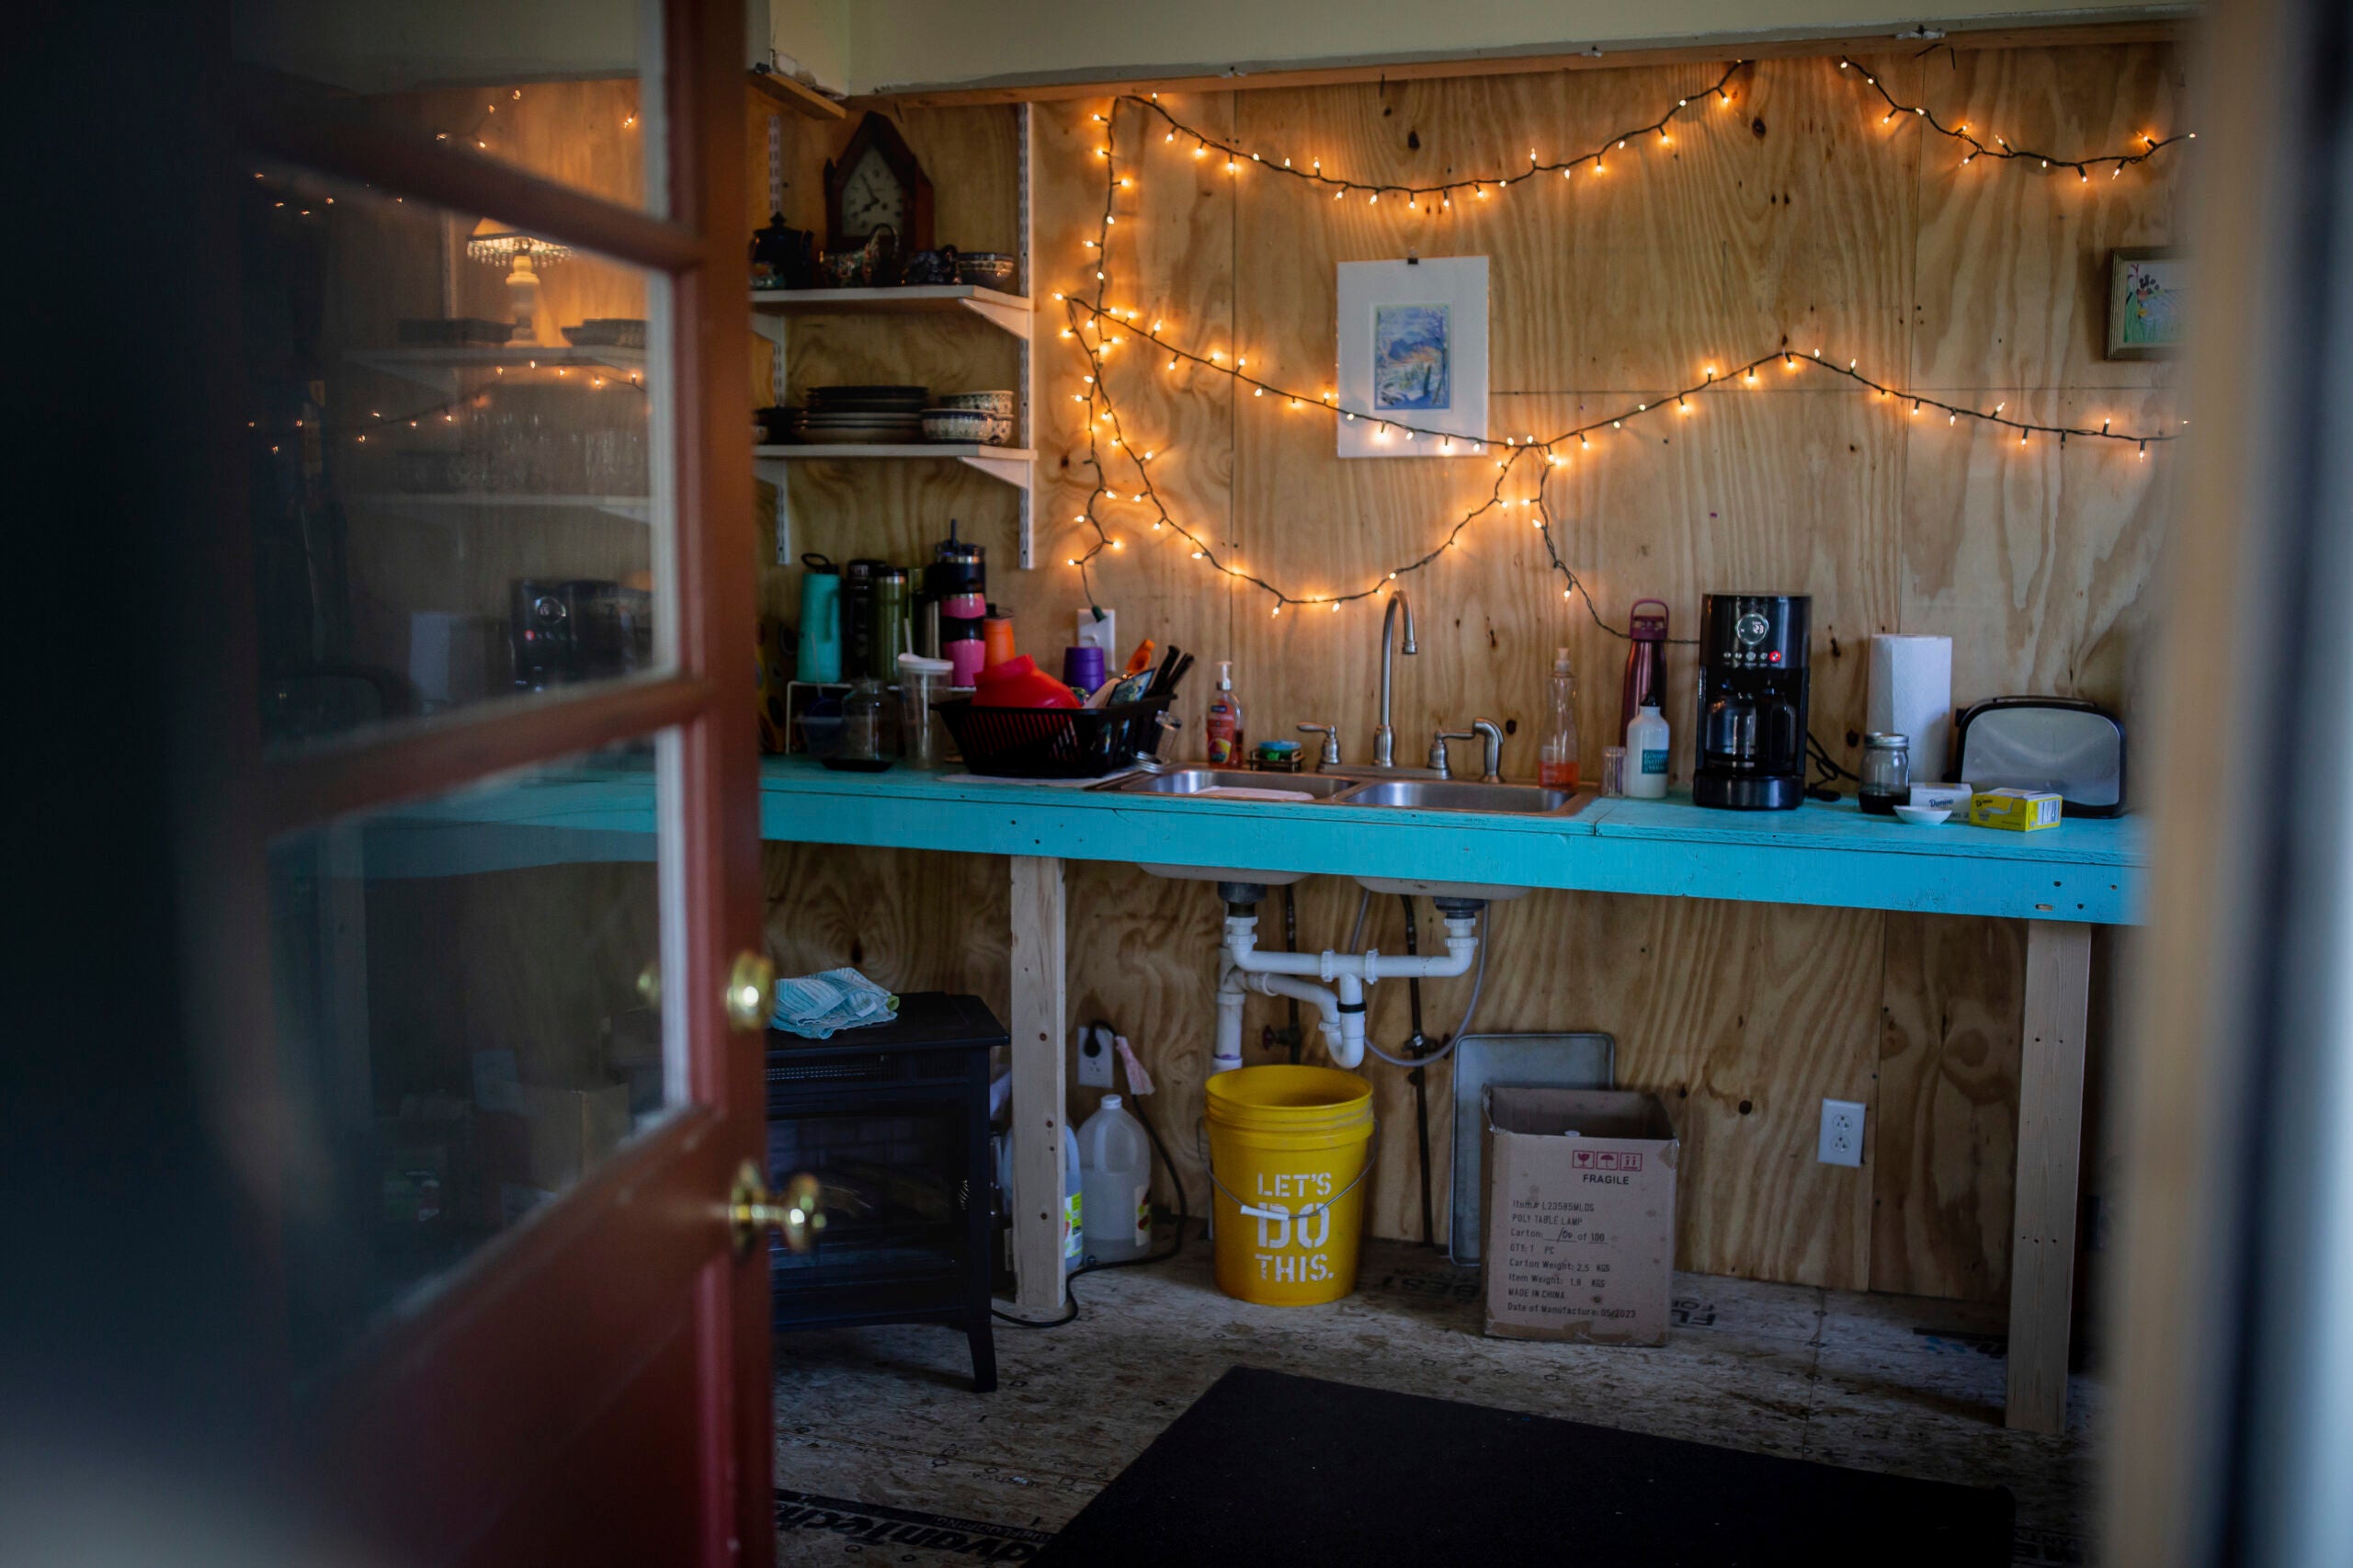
(774, 1238, 2097, 1566)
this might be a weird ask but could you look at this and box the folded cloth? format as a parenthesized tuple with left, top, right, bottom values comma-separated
(771, 967, 899, 1039)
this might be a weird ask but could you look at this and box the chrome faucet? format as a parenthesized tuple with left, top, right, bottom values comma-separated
(1374, 591, 1417, 768)
(1428, 719, 1506, 783)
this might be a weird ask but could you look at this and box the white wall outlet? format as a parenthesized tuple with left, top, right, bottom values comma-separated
(1075, 1023, 1115, 1088)
(1818, 1098, 1866, 1167)
(1076, 608, 1118, 661)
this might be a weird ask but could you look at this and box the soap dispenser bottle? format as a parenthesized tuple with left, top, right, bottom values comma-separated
(1626, 703, 1671, 799)
(1540, 646, 1581, 789)
(1205, 661, 1245, 766)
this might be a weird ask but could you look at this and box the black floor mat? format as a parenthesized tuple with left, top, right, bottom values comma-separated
(1032, 1366, 2012, 1567)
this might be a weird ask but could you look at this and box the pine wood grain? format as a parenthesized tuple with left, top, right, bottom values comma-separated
(753, 46, 2177, 1296)
(1875, 913, 2026, 1302)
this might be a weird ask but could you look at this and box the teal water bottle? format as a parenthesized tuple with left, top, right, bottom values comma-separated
(797, 553, 842, 684)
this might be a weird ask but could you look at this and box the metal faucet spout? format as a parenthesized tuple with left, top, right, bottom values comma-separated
(1376, 591, 1417, 768)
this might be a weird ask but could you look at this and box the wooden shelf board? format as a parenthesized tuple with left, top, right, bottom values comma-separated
(749, 286, 1031, 340)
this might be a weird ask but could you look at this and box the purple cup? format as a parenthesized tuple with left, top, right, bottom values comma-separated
(1062, 644, 1108, 695)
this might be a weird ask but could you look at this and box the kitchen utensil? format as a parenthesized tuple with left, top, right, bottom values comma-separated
(1062, 644, 1107, 694)
(796, 552, 843, 684)
(900, 244, 961, 285)
(842, 559, 883, 676)
(918, 408, 1012, 445)
(972, 654, 1080, 710)
(957, 252, 1017, 291)
(896, 653, 954, 766)
(1892, 804, 1953, 826)
(1859, 733, 1912, 815)
(982, 608, 1016, 669)
(935, 696, 1175, 778)
(1950, 697, 2126, 816)
(1124, 639, 1156, 677)
(1693, 593, 1810, 812)
(936, 390, 1017, 418)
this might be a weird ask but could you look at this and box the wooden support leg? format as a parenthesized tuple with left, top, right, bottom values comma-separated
(1008, 856, 1068, 1313)
(2006, 920, 2093, 1432)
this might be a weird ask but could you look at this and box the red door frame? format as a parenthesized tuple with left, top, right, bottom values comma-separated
(216, 0, 772, 1561)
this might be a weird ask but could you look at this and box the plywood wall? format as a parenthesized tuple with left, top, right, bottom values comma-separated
(755, 42, 2183, 1299)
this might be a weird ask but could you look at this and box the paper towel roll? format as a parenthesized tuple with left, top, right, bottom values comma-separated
(1868, 634, 1954, 779)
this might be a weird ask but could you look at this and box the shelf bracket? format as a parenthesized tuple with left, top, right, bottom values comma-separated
(755, 458, 793, 564)
(957, 452, 1034, 489)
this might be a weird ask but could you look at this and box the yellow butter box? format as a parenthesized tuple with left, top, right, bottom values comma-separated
(1968, 787, 2063, 832)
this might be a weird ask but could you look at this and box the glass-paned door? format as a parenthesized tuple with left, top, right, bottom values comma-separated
(217, 1, 776, 1561)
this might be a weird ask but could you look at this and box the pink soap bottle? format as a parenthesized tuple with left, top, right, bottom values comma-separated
(1204, 660, 1245, 765)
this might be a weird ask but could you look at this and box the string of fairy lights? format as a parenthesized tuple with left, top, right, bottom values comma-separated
(1834, 57, 2193, 178)
(1055, 57, 2191, 623)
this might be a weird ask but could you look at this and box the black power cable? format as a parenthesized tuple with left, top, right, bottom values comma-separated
(991, 1046, 1197, 1330)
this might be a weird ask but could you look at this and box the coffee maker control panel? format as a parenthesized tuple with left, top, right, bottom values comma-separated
(1711, 595, 1808, 671)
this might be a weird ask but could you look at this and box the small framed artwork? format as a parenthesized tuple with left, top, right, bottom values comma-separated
(1336, 256, 1488, 458)
(2107, 246, 2186, 360)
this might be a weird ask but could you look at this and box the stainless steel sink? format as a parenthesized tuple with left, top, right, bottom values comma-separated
(1333, 778, 1580, 815)
(1098, 767, 1363, 800)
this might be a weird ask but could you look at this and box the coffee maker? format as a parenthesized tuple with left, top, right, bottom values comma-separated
(509, 578, 653, 691)
(1692, 593, 1810, 811)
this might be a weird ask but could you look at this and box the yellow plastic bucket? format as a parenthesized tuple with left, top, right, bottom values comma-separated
(1204, 1065, 1376, 1306)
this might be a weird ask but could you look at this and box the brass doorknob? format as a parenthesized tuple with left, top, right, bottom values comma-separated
(726, 950, 775, 1033)
(731, 1160, 824, 1257)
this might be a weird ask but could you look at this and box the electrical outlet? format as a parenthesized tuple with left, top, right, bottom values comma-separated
(1076, 608, 1118, 662)
(1075, 1024, 1115, 1088)
(1818, 1098, 1866, 1167)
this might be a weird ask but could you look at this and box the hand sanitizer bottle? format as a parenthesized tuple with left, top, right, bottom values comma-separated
(1205, 661, 1245, 766)
(1626, 703, 1670, 799)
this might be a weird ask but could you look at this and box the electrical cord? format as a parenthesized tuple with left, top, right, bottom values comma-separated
(1805, 732, 1858, 802)
(990, 1045, 1196, 1330)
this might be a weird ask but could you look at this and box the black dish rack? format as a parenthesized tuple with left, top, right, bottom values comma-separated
(935, 696, 1172, 778)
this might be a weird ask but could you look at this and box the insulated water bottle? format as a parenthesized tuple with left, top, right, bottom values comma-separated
(796, 553, 841, 684)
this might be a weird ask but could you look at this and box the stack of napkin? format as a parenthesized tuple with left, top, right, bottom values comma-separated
(770, 968, 899, 1039)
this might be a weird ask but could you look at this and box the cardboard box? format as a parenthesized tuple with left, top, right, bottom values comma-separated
(1482, 1086, 1679, 1346)
(1969, 786, 2063, 832)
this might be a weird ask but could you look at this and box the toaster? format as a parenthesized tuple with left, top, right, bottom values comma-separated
(1950, 697, 2126, 817)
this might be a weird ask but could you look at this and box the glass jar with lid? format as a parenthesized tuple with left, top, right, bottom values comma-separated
(1859, 732, 1911, 815)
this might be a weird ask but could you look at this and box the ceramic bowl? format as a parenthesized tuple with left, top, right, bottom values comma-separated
(957, 253, 1017, 291)
(920, 409, 1013, 446)
(1892, 804, 1952, 826)
(936, 390, 1017, 419)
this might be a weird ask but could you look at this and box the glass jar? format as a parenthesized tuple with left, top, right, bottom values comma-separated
(1859, 732, 1911, 815)
(837, 678, 896, 767)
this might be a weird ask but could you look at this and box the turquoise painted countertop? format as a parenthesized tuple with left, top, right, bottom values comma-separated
(363, 756, 2144, 925)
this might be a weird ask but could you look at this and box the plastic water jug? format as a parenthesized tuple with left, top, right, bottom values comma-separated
(1079, 1095, 1154, 1263)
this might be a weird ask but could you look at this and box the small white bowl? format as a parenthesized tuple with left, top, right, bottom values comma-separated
(1892, 804, 1952, 826)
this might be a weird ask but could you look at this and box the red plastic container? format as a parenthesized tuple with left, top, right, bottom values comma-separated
(972, 654, 1080, 710)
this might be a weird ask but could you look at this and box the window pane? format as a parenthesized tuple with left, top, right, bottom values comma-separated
(267, 743, 669, 1371)
(241, 164, 676, 754)
(232, 0, 665, 216)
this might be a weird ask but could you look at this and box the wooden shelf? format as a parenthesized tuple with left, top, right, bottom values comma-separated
(348, 492, 652, 525)
(752, 443, 1034, 491)
(747, 66, 846, 121)
(750, 286, 1031, 341)
(348, 344, 646, 395)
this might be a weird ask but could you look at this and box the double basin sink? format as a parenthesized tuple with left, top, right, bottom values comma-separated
(1094, 766, 1581, 817)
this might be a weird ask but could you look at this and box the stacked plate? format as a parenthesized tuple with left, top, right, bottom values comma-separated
(791, 385, 927, 445)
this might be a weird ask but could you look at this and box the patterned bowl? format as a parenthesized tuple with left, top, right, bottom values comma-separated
(957, 253, 1017, 292)
(919, 409, 1014, 446)
(936, 390, 1016, 419)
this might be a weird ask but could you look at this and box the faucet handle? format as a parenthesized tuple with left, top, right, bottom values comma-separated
(1472, 718, 1506, 784)
(1428, 728, 1476, 778)
(1296, 722, 1342, 769)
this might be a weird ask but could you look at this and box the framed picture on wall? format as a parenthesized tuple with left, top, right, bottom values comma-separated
(2107, 246, 2186, 359)
(1336, 256, 1489, 458)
